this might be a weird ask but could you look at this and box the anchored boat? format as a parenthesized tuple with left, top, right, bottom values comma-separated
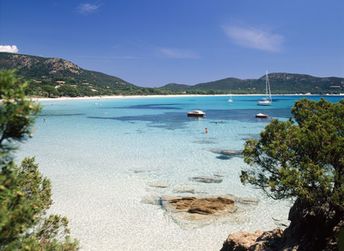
(187, 110, 206, 118)
(258, 71, 272, 106)
(255, 113, 269, 118)
(228, 93, 233, 103)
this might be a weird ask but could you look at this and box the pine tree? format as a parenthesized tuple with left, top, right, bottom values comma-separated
(0, 70, 78, 250)
(241, 98, 344, 250)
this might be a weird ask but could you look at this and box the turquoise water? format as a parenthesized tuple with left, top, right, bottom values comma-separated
(17, 95, 343, 250)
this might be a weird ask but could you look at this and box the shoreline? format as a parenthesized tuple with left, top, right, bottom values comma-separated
(33, 93, 344, 102)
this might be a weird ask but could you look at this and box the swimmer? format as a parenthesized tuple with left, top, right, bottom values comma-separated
(205, 128, 208, 134)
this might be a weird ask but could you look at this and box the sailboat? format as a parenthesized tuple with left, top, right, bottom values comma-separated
(257, 71, 272, 106)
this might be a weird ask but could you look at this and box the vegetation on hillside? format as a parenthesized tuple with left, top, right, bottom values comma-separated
(0, 52, 167, 97)
(1, 52, 344, 97)
(241, 98, 344, 250)
(160, 74, 344, 94)
(0, 71, 78, 250)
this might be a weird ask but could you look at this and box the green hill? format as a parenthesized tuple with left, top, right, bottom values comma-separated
(1, 52, 343, 97)
(0, 52, 163, 97)
(160, 74, 344, 94)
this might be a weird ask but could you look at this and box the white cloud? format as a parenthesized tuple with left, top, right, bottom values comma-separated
(223, 25, 284, 52)
(0, 45, 19, 53)
(159, 48, 200, 59)
(77, 3, 99, 14)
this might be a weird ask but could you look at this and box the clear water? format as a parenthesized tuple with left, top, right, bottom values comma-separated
(17, 95, 343, 251)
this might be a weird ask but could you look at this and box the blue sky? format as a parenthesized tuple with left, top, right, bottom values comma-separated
(0, 0, 343, 86)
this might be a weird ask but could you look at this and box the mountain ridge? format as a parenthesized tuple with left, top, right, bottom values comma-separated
(160, 73, 344, 94)
(1, 52, 344, 97)
(0, 52, 153, 97)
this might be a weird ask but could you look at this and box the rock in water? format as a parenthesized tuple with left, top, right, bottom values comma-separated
(156, 194, 260, 228)
(148, 181, 169, 188)
(210, 149, 243, 156)
(190, 176, 223, 183)
(141, 195, 162, 206)
(187, 197, 235, 215)
(162, 196, 236, 217)
(173, 185, 196, 194)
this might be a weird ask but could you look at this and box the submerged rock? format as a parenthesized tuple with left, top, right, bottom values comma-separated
(132, 169, 146, 173)
(173, 185, 196, 194)
(221, 150, 243, 156)
(235, 197, 259, 205)
(193, 139, 217, 145)
(161, 195, 237, 223)
(148, 181, 169, 188)
(143, 193, 259, 228)
(141, 195, 162, 206)
(210, 149, 243, 157)
(130, 168, 156, 174)
(190, 176, 223, 183)
(170, 196, 235, 215)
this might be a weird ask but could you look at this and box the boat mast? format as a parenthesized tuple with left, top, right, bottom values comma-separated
(266, 70, 271, 101)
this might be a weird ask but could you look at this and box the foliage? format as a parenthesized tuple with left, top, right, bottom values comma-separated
(241, 98, 344, 249)
(241, 98, 344, 207)
(0, 70, 78, 250)
(0, 70, 40, 161)
(0, 158, 78, 250)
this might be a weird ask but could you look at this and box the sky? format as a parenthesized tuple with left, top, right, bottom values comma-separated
(0, 0, 344, 87)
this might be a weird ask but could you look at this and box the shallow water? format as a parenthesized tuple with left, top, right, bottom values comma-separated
(17, 95, 343, 250)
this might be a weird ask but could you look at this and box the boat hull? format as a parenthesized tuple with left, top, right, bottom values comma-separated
(255, 113, 269, 118)
(187, 110, 206, 118)
(187, 113, 205, 118)
(257, 101, 272, 106)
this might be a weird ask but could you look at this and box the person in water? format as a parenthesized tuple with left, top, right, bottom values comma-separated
(205, 128, 208, 134)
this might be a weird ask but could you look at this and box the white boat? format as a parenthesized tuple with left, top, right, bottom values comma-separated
(187, 110, 206, 117)
(258, 98, 271, 106)
(258, 71, 272, 106)
(228, 93, 233, 103)
(255, 113, 269, 118)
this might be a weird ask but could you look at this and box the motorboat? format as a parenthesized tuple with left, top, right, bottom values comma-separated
(187, 110, 206, 118)
(255, 113, 269, 118)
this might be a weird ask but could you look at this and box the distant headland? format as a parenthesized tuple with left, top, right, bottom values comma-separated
(1, 52, 343, 97)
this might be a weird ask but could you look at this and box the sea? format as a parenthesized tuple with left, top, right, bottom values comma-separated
(17, 95, 343, 250)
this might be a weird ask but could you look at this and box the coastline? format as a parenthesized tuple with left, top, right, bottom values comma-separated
(32, 93, 344, 102)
